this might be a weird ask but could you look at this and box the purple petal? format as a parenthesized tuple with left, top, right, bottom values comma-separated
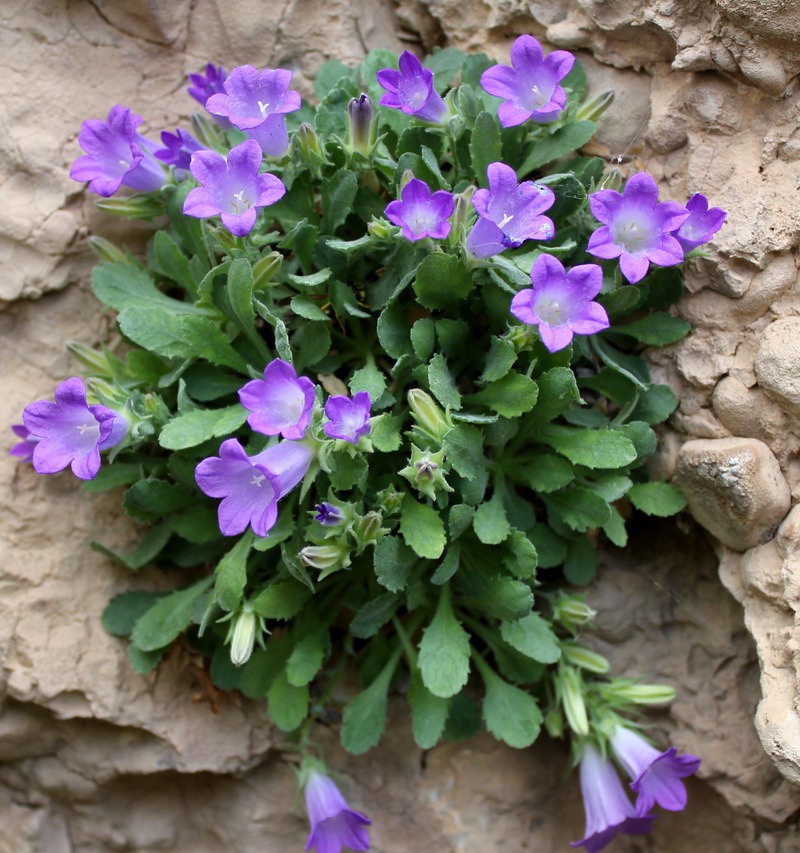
(539, 324, 575, 352)
(619, 252, 650, 284)
(510, 34, 544, 69)
(220, 208, 258, 237)
(588, 189, 624, 225)
(479, 65, 518, 101)
(544, 49, 576, 81)
(323, 393, 372, 443)
(239, 359, 315, 440)
(466, 217, 505, 258)
(586, 226, 622, 259)
(375, 68, 400, 93)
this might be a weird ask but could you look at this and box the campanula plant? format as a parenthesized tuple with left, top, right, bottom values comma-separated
(14, 37, 723, 851)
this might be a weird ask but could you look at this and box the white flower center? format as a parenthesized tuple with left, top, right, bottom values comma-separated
(231, 190, 254, 214)
(614, 216, 652, 254)
(498, 213, 514, 229)
(251, 473, 266, 487)
(537, 299, 566, 325)
(258, 100, 271, 117)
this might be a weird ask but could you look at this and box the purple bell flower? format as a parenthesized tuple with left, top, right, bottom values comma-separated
(206, 64, 301, 158)
(587, 172, 689, 284)
(9, 424, 39, 463)
(480, 34, 575, 127)
(155, 128, 203, 174)
(183, 139, 286, 237)
(323, 393, 372, 444)
(238, 359, 316, 440)
(466, 162, 555, 259)
(70, 105, 165, 197)
(314, 502, 345, 527)
(304, 769, 371, 853)
(195, 438, 314, 538)
(571, 743, 656, 853)
(187, 62, 228, 108)
(376, 51, 449, 125)
(385, 178, 454, 241)
(21, 378, 128, 481)
(610, 726, 701, 816)
(673, 193, 727, 253)
(510, 255, 610, 352)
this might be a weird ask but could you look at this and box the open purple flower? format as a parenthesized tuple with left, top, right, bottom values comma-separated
(195, 438, 315, 537)
(467, 162, 555, 259)
(673, 193, 727, 253)
(206, 64, 301, 157)
(587, 172, 689, 284)
(480, 34, 575, 127)
(70, 106, 164, 197)
(183, 139, 286, 236)
(238, 359, 316, 440)
(571, 743, 656, 853)
(324, 393, 372, 444)
(22, 378, 128, 481)
(610, 726, 701, 815)
(385, 178, 454, 241)
(304, 769, 371, 853)
(376, 50, 449, 125)
(510, 255, 609, 352)
(188, 62, 228, 108)
(9, 424, 39, 463)
(155, 128, 203, 174)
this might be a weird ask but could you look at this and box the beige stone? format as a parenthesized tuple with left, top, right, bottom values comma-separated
(755, 317, 800, 419)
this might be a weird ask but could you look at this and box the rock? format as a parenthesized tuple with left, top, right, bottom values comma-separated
(755, 317, 800, 420)
(676, 438, 791, 551)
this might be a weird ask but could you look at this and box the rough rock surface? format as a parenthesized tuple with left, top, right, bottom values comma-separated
(3, 0, 800, 851)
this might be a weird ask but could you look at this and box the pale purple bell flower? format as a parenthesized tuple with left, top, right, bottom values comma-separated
(510, 255, 609, 352)
(323, 393, 372, 444)
(183, 139, 286, 236)
(9, 424, 39, 463)
(304, 769, 371, 853)
(21, 378, 128, 481)
(238, 359, 316, 440)
(480, 34, 575, 127)
(188, 62, 228, 107)
(155, 128, 203, 174)
(70, 105, 165, 197)
(385, 178, 455, 241)
(587, 172, 689, 284)
(376, 51, 449, 125)
(673, 193, 727, 253)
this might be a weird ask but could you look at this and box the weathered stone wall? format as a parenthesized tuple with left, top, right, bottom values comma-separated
(2, 1, 800, 850)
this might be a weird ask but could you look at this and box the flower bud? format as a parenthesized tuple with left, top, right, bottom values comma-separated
(561, 641, 611, 675)
(544, 707, 564, 739)
(376, 485, 405, 515)
(553, 594, 597, 630)
(292, 123, 328, 175)
(561, 666, 590, 736)
(300, 542, 351, 580)
(399, 445, 454, 501)
(95, 194, 165, 219)
(252, 251, 284, 292)
(228, 607, 259, 667)
(87, 236, 128, 264)
(601, 679, 677, 706)
(67, 342, 116, 378)
(346, 93, 375, 157)
(352, 511, 386, 549)
(190, 111, 226, 150)
(407, 390, 452, 443)
(576, 90, 615, 122)
(367, 219, 393, 240)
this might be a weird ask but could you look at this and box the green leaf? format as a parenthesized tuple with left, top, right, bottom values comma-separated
(473, 490, 511, 545)
(443, 424, 484, 480)
(81, 463, 143, 492)
(409, 670, 450, 749)
(518, 120, 597, 176)
(286, 630, 328, 686)
(322, 168, 358, 232)
(448, 504, 475, 540)
(92, 523, 172, 571)
(400, 497, 446, 559)
(131, 576, 214, 652)
(226, 258, 266, 354)
(469, 112, 502, 185)
(239, 635, 293, 698)
(443, 691, 482, 742)
(425, 46, 466, 90)
(500, 613, 561, 663)
(92, 262, 201, 315)
(128, 645, 165, 675)
(468, 373, 538, 417)
(512, 454, 574, 493)
(214, 532, 253, 613)
(267, 670, 309, 732)
(370, 413, 403, 451)
(341, 651, 400, 754)
(124, 478, 196, 519)
(603, 505, 628, 547)
(627, 482, 687, 516)
(502, 530, 538, 579)
(251, 580, 311, 620)
(170, 506, 223, 544)
(290, 295, 329, 321)
(373, 536, 416, 593)
(350, 362, 387, 403)
(151, 231, 197, 296)
(350, 592, 401, 639)
(564, 536, 598, 585)
(478, 659, 543, 748)
(430, 545, 461, 585)
(428, 353, 462, 410)
(329, 452, 368, 491)
(377, 302, 413, 360)
(413, 253, 474, 310)
(480, 336, 517, 383)
(418, 586, 470, 698)
(545, 487, 611, 532)
(411, 318, 436, 361)
(314, 59, 354, 99)
(615, 312, 691, 345)
(528, 524, 567, 568)
(159, 404, 247, 451)
(535, 425, 637, 469)
(476, 577, 533, 621)
(631, 384, 677, 425)
(102, 590, 164, 637)
(526, 367, 580, 425)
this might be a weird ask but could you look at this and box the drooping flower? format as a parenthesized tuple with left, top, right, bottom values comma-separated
(9, 424, 39, 463)
(466, 162, 555, 259)
(376, 50, 449, 125)
(673, 193, 727, 253)
(183, 139, 286, 236)
(304, 769, 371, 853)
(187, 62, 228, 108)
(510, 254, 609, 352)
(154, 128, 203, 173)
(205, 64, 301, 157)
(238, 358, 316, 440)
(22, 378, 128, 481)
(70, 106, 165, 197)
(324, 393, 372, 444)
(195, 438, 315, 537)
(610, 726, 701, 816)
(480, 34, 575, 127)
(385, 178, 454, 241)
(314, 502, 345, 527)
(571, 743, 656, 853)
(587, 172, 689, 284)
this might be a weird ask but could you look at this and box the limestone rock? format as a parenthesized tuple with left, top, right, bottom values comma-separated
(755, 317, 800, 420)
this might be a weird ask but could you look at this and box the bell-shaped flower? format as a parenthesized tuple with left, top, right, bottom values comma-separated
(9, 424, 38, 463)
(195, 438, 315, 538)
(324, 393, 372, 444)
(571, 743, 656, 853)
(673, 193, 727, 253)
(304, 769, 371, 853)
(70, 106, 165, 197)
(376, 50, 449, 125)
(480, 34, 575, 127)
(22, 378, 128, 481)
(238, 358, 316, 440)
(610, 726, 701, 815)
(385, 178, 454, 241)
(183, 139, 286, 236)
(510, 255, 609, 352)
(467, 162, 555, 259)
(587, 172, 689, 284)
(188, 63, 231, 129)
(314, 502, 346, 527)
(155, 128, 203, 174)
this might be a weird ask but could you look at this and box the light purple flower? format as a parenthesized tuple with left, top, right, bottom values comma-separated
(376, 50, 449, 125)
(314, 502, 345, 526)
(70, 106, 164, 197)
(480, 34, 575, 127)
(21, 378, 128, 481)
(673, 193, 727, 253)
(510, 255, 609, 352)
(304, 769, 371, 853)
(385, 178, 454, 241)
(155, 128, 203, 173)
(587, 172, 689, 284)
(188, 63, 228, 108)
(324, 393, 372, 444)
(238, 359, 315, 440)
(206, 65, 301, 158)
(466, 162, 555, 259)
(183, 139, 286, 237)
(610, 726, 701, 816)
(195, 438, 314, 537)
(571, 743, 656, 853)
(9, 424, 39, 463)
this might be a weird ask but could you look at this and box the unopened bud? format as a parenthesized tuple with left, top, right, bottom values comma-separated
(561, 667, 590, 737)
(601, 679, 677, 706)
(88, 236, 128, 264)
(544, 707, 564, 739)
(67, 341, 115, 378)
(376, 485, 405, 515)
(576, 89, 615, 122)
(352, 511, 386, 548)
(300, 542, 351, 580)
(399, 445, 454, 500)
(95, 194, 164, 220)
(292, 123, 328, 174)
(367, 219, 392, 240)
(407, 390, 452, 443)
(252, 251, 284, 292)
(228, 607, 259, 667)
(561, 642, 611, 675)
(347, 93, 375, 157)
(190, 112, 226, 150)
(553, 594, 597, 629)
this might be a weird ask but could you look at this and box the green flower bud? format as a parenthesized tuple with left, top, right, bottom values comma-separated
(399, 445, 454, 500)
(95, 194, 164, 220)
(544, 707, 564, 739)
(407, 390, 452, 443)
(561, 667, 590, 737)
(87, 236, 128, 264)
(576, 90, 615, 122)
(367, 219, 393, 240)
(346, 94, 376, 157)
(553, 594, 597, 630)
(227, 606, 259, 667)
(376, 485, 405, 515)
(561, 641, 611, 675)
(300, 542, 351, 580)
(292, 123, 328, 175)
(351, 511, 387, 549)
(601, 679, 677, 706)
(252, 251, 284, 292)
(67, 342, 116, 379)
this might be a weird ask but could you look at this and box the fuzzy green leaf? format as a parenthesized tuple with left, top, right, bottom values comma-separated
(418, 587, 470, 698)
(400, 497, 446, 559)
(131, 576, 214, 652)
